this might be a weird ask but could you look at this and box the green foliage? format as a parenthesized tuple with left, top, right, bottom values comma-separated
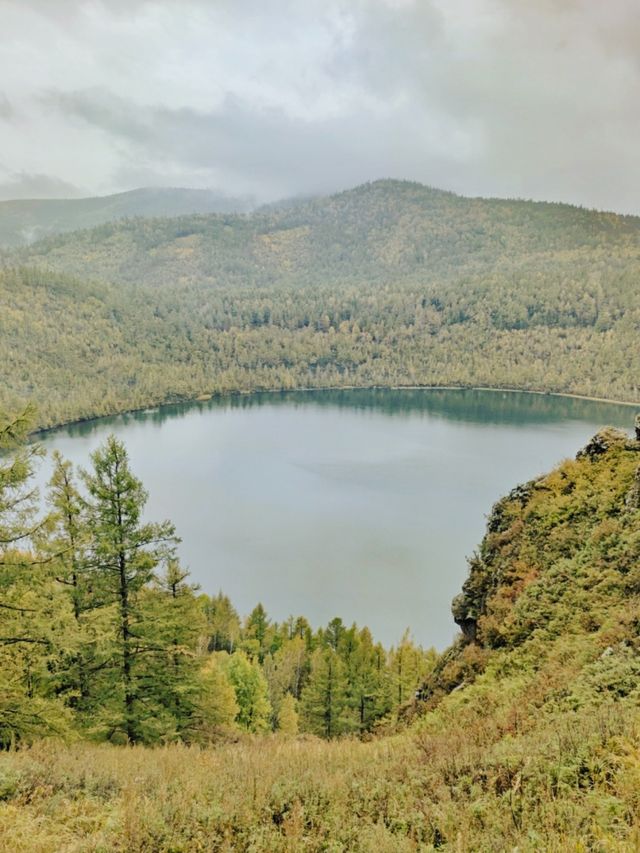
(0, 409, 74, 746)
(202, 591, 241, 652)
(301, 647, 353, 738)
(2, 181, 640, 430)
(193, 653, 239, 738)
(80, 436, 180, 743)
(2, 414, 640, 848)
(223, 650, 272, 733)
(276, 692, 299, 735)
(1, 410, 435, 750)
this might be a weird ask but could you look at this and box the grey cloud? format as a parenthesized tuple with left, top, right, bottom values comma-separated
(2, 0, 640, 212)
(0, 172, 84, 201)
(44, 87, 470, 201)
(0, 93, 15, 121)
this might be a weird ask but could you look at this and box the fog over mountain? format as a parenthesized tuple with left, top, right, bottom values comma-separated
(1, 0, 638, 213)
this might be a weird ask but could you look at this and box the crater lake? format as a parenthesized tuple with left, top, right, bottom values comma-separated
(33, 388, 636, 649)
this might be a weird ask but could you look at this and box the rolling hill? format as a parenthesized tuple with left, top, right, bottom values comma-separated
(0, 186, 253, 247)
(2, 180, 639, 428)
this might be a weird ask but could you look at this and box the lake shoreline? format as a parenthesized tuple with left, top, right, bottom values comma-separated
(32, 381, 640, 438)
(33, 385, 635, 650)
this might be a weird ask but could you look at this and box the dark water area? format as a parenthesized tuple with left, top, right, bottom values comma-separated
(33, 389, 636, 649)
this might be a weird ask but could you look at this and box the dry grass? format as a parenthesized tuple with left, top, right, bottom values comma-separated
(2, 680, 640, 852)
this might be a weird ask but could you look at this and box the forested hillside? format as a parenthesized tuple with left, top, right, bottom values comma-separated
(2, 413, 640, 850)
(0, 187, 252, 247)
(0, 411, 433, 749)
(2, 180, 640, 429)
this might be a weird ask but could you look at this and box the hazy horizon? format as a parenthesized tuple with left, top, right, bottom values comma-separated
(2, 177, 639, 220)
(1, 1, 638, 214)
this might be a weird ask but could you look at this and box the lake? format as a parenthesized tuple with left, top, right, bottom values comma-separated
(33, 388, 636, 649)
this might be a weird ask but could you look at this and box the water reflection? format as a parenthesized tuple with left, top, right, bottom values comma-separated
(33, 388, 637, 649)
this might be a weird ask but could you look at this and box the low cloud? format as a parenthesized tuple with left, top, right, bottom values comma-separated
(1, 0, 639, 211)
(0, 93, 15, 121)
(0, 171, 84, 201)
(44, 88, 475, 201)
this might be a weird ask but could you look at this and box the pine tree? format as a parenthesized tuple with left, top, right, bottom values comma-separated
(0, 409, 70, 745)
(82, 435, 179, 743)
(300, 647, 353, 738)
(141, 559, 207, 740)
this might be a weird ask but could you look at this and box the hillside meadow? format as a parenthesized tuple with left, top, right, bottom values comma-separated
(2, 422, 640, 850)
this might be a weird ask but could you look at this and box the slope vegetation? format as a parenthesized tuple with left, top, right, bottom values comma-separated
(0, 187, 252, 247)
(2, 180, 640, 428)
(1, 425, 640, 850)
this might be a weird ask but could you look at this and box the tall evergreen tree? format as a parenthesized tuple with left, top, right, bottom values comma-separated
(141, 559, 207, 740)
(0, 409, 70, 745)
(82, 435, 178, 743)
(44, 452, 97, 710)
(301, 648, 353, 738)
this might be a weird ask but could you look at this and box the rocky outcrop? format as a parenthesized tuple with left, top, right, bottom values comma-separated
(576, 427, 630, 460)
(451, 592, 478, 642)
(451, 479, 537, 643)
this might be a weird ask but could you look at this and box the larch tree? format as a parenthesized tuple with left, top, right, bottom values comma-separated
(300, 647, 352, 738)
(142, 559, 207, 740)
(276, 692, 299, 735)
(203, 591, 241, 652)
(243, 602, 271, 662)
(44, 452, 97, 711)
(0, 409, 70, 745)
(194, 653, 239, 740)
(82, 435, 178, 743)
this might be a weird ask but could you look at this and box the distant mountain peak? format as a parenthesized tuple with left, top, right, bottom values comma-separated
(0, 187, 255, 247)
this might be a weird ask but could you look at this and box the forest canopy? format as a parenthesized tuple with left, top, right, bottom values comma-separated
(1, 180, 639, 429)
(0, 410, 433, 746)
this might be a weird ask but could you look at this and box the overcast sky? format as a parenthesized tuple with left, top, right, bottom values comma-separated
(0, 0, 638, 211)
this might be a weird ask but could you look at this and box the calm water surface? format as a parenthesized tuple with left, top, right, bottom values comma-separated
(33, 389, 636, 649)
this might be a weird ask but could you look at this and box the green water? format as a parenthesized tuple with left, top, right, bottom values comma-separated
(34, 388, 636, 648)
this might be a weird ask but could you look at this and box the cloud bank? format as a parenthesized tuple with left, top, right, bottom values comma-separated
(1, 0, 638, 211)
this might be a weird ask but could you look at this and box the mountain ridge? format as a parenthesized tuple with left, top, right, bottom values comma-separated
(2, 178, 639, 428)
(0, 186, 255, 247)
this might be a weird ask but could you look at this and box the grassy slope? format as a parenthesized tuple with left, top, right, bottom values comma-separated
(2, 428, 639, 851)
